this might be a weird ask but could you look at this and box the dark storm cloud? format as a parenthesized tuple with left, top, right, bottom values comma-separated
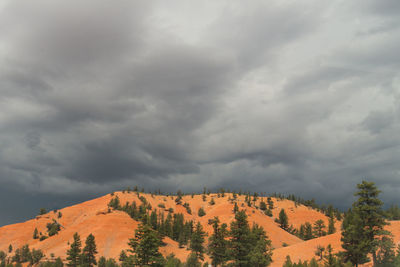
(1, 0, 400, 225)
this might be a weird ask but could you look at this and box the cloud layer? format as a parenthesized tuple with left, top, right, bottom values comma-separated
(1, 0, 400, 225)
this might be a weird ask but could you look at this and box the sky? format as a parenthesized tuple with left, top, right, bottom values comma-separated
(0, 0, 400, 226)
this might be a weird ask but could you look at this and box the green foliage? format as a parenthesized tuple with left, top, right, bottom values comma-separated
(126, 223, 165, 266)
(47, 220, 61, 236)
(190, 222, 206, 261)
(328, 216, 336, 234)
(208, 217, 229, 266)
(0, 251, 6, 262)
(248, 224, 273, 266)
(82, 234, 98, 267)
(264, 209, 273, 217)
(11, 245, 44, 265)
(228, 210, 272, 266)
(38, 257, 64, 267)
(278, 209, 289, 230)
(30, 248, 45, 265)
(230, 210, 252, 266)
(198, 207, 206, 217)
(165, 254, 183, 267)
(185, 252, 201, 267)
(283, 256, 293, 267)
(66, 232, 82, 267)
(33, 228, 39, 239)
(375, 236, 396, 266)
(385, 204, 400, 220)
(108, 196, 120, 210)
(315, 245, 325, 261)
(183, 203, 192, 214)
(341, 209, 371, 266)
(233, 202, 239, 214)
(39, 208, 47, 215)
(209, 198, 215, 205)
(313, 219, 326, 237)
(260, 201, 267, 211)
(341, 181, 388, 266)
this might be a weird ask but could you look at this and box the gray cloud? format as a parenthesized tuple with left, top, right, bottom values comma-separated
(1, 0, 400, 225)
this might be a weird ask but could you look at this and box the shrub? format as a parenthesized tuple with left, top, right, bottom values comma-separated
(198, 208, 206, 217)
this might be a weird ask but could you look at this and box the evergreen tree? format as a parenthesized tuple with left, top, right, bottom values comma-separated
(198, 207, 206, 217)
(304, 222, 313, 240)
(283, 256, 293, 267)
(328, 216, 336, 234)
(82, 234, 98, 267)
(30, 248, 44, 265)
(233, 202, 239, 214)
(208, 217, 229, 266)
(353, 181, 387, 265)
(185, 252, 201, 267)
(342, 181, 388, 266)
(341, 209, 370, 266)
(375, 235, 396, 267)
(127, 223, 165, 266)
(66, 233, 82, 267)
(165, 254, 183, 267)
(248, 224, 273, 266)
(267, 197, 274, 210)
(313, 219, 326, 237)
(229, 210, 252, 266)
(278, 209, 289, 230)
(315, 245, 325, 261)
(33, 228, 39, 239)
(190, 222, 206, 261)
(98, 257, 106, 267)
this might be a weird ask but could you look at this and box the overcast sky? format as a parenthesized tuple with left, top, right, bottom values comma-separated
(1, 0, 400, 225)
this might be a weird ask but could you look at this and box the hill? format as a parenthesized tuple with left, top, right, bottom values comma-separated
(2, 191, 393, 266)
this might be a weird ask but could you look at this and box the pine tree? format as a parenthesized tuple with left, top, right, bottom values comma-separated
(283, 256, 293, 267)
(66, 233, 82, 267)
(375, 235, 396, 266)
(33, 228, 39, 239)
(342, 181, 388, 266)
(198, 207, 206, 217)
(230, 210, 252, 266)
(315, 245, 325, 261)
(233, 202, 239, 214)
(313, 219, 326, 237)
(127, 223, 164, 266)
(353, 181, 387, 265)
(185, 252, 201, 267)
(82, 234, 98, 267)
(248, 224, 273, 266)
(304, 222, 313, 240)
(190, 222, 206, 261)
(165, 253, 183, 267)
(267, 197, 274, 210)
(278, 209, 289, 230)
(328, 216, 336, 234)
(341, 209, 370, 266)
(208, 217, 229, 266)
(98, 256, 106, 267)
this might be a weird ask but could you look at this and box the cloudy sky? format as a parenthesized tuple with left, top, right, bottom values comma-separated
(1, 0, 400, 225)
